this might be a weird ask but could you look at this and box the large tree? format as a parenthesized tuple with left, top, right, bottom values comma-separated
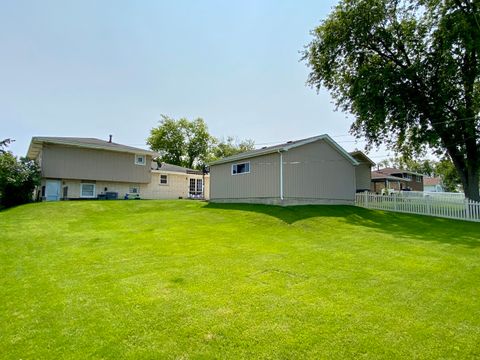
(147, 115, 214, 169)
(303, 0, 480, 200)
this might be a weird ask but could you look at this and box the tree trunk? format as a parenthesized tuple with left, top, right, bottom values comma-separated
(462, 167, 480, 201)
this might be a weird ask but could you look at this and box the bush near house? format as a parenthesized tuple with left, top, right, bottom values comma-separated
(0, 151, 40, 208)
(1, 200, 479, 358)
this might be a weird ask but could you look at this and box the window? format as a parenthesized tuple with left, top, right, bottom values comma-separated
(189, 178, 203, 197)
(416, 175, 422, 183)
(160, 174, 168, 185)
(232, 162, 250, 175)
(80, 183, 96, 198)
(135, 154, 146, 165)
(196, 179, 203, 193)
(129, 185, 140, 194)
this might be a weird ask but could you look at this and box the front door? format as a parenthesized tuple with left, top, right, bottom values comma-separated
(45, 180, 61, 201)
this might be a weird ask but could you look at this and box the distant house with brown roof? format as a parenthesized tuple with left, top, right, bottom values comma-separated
(371, 168, 424, 193)
(423, 177, 444, 192)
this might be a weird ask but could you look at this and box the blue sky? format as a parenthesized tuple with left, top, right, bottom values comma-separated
(0, 0, 389, 160)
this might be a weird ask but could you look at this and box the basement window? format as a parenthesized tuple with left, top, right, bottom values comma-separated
(80, 183, 96, 198)
(232, 162, 250, 175)
(129, 185, 140, 194)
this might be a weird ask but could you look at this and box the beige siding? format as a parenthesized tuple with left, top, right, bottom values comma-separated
(355, 163, 372, 191)
(210, 139, 356, 204)
(142, 172, 209, 200)
(283, 140, 355, 201)
(59, 173, 209, 200)
(42, 144, 151, 183)
(210, 153, 280, 200)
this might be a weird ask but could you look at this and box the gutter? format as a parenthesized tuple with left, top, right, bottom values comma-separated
(278, 149, 286, 201)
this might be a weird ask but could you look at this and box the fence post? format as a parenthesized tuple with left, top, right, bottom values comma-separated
(427, 196, 431, 216)
(364, 191, 368, 208)
(465, 198, 470, 220)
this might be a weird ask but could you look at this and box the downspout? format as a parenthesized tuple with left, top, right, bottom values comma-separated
(278, 150, 284, 201)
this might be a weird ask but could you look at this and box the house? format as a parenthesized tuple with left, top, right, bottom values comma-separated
(27, 136, 209, 201)
(370, 168, 424, 193)
(208, 134, 372, 205)
(423, 177, 444, 192)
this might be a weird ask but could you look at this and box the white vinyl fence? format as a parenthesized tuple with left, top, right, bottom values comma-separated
(355, 192, 480, 222)
(396, 190, 465, 203)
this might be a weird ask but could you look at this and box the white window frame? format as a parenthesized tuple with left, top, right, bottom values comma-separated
(231, 161, 250, 175)
(80, 183, 96, 198)
(134, 154, 146, 166)
(129, 185, 140, 194)
(160, 174, 168, 185)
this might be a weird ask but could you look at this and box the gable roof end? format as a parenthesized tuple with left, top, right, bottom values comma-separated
(209, 134, 359, 166)
(349, 151, 376, 166)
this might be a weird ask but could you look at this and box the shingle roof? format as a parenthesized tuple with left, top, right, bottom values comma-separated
(371, 170, 411, 182)
(208, 134, 359, 166)
(27, 137, 160, 159)
(378, 167, 424, 177)
(424, 177, 442, 186)
(151, 161, 202, 174)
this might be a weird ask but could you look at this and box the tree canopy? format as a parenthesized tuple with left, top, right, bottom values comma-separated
(303, 0, 480, 200)
(209, 136, 255, 161)
(147, 115, 214, 169)
(147, 116, 255, 169)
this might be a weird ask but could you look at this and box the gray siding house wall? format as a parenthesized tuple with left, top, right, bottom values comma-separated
(41, 144, 152, 183)
(209, 135, 363, 205)
(210, 153, 280, 201)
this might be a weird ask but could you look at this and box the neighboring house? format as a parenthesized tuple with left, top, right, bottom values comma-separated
(209, 134, 371, 205)
(370, 167, 424, 193)
(27, 137, 209, 201)
(350, 151, 375, 192)
(371, 170, 411, 193)
(371, 167, 424, 193)
(424, 177, 444, 192)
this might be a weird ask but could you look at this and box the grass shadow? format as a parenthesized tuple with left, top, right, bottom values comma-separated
(205, 202, 480, 248)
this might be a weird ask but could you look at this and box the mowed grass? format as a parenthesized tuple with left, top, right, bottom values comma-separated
(1, 200, 480, 359)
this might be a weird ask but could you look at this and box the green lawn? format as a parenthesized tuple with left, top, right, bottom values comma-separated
(1, 200, 479, 359)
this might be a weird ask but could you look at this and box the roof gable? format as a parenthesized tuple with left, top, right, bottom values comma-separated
(209, 134, 359, 166)
(349, 151, 375, 166)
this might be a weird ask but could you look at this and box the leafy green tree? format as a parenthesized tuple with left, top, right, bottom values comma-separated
(182, 118, 212, 169)
(147, 115, 185, 166)
(210, 136, 255, 161)
(435, 157, 462, 192)
(147, 115, 214, 169)
(303, 0, 480, 200)
(0, 143, 41, 208)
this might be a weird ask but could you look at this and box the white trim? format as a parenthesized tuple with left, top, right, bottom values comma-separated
(134, 154, 146, 166)
(231, 161, 251, 175)
(80, 183, 96, 198)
